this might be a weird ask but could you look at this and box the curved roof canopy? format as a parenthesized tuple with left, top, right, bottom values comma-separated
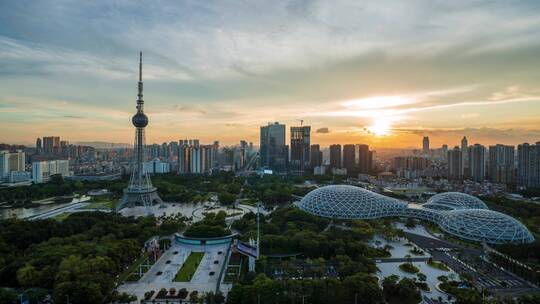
(439, 209, 534, 244)
(423, 192, 488, 211)
(297, 185, 407, 219)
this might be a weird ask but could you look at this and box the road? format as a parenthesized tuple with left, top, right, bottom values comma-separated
(28, 201, 90, 220)
(375, 257, 431, 263)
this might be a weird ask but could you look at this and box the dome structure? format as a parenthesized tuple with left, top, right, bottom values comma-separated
(423, 192, 488, 211)
(439, 209, 534, 244)
(297, 185, 407, 219)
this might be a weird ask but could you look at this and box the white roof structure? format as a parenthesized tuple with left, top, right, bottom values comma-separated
(423, 192, 488, 210)
(297, 185, 534, 244)
(439, 209, 534, 244)
(297, 185, 406, 219)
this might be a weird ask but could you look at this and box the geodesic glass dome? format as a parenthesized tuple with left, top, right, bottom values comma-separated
(423, 192, 488, 211)
(439, 209, 534, 244)
(297, 185, 407, 219)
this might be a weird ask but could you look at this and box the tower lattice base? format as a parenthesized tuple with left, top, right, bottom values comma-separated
(117, 187, 163, 211)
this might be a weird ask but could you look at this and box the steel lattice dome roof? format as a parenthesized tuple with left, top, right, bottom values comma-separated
(423, 192, 488, 211)
(439, 209, 534, 244)
(297, 185, 407, 219)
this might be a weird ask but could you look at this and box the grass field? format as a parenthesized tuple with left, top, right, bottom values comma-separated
(85, 200, 116, 210)
(174, 252, 205, 282)
(52, 212, 71, 221)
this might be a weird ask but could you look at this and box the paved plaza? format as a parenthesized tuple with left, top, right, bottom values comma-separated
(117, 242, 232, 302)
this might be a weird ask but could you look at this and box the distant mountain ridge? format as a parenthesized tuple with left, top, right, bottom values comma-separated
(75, 141, 132, 149)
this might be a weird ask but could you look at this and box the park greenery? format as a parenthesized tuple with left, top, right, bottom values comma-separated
(426, 258, 449, 271)
(399, 262, 420, 274)
(183, 211, 231, 238)
(0, 212, 185, 304)
(226, 206, 421, 304)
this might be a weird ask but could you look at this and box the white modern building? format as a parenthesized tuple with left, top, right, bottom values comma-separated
(0, 150, 25, 179)
(143, 159, 171, 174)
(32, 160, 70, 183)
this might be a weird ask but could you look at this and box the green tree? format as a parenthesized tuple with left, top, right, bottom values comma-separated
(17, 264, 40, 288)
(0, 288, 17, 304)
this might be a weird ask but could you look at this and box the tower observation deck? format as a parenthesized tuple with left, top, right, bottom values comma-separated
(117, 52, 163, 210)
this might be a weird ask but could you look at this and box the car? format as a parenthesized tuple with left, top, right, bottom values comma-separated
(174, 251, 178, 254)
(218, 251, 223, 254)
(156, 271, 163, 276)
(214, 260, 219, 264)
(209, 271, 215, 276)
(166, 260, 171, 264)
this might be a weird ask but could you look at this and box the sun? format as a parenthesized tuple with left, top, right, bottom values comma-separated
(368, 118, 391, 136)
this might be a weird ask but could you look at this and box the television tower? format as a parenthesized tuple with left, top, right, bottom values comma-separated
(117, 52, 163, 210)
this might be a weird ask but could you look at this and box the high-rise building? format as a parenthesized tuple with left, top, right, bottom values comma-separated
(260, 122, 287, 172)
(36, 138, 42, 153)
(358, 144, 372, 174)
(118, 53, 163, 210)
(144, 159, 171, 174)
(488, 144, 515, 185)
(290, 126, 311, 173)
(461, 136, 469, 175)
(329, 144, 342, 168)
(178, 140, 217, 174)
(161, 142, 170, 159)
(309, 144, 322, 169)
(43, 136, 60, 155)
(422, 136, 430, 154)
(394, 156, 430, 178)
(32, 160, 70, 183)
(342, 144, 356, 172)
(0, 150, 25, 179)
(468, 144, 487, 182)
(517, 142, 540, 189)
(447, 146, 463, 180)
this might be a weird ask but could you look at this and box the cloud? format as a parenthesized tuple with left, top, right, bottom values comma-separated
(316, 127, 330, 133)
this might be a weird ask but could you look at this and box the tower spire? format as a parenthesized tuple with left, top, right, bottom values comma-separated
(137, 51, 144, 108)
(139, 51, 142, 82)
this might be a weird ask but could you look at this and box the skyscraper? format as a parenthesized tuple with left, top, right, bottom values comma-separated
(329, 144, 342, 168)
(260, 122, 287, 172)
(342, 144, 356, 172)
(36, 138, 42, 153)
(468, 144, 487, 182)
(118, 53, 163, 210)
(447, 146, 463, 181)
(461, 136, 468, 175)
(309, 144, 322, 168)
(422, 136, 430, 154)
(358, 144, 372, 174)
(43, 136, 60, 155)
(488, 144, 515, 185)
(517, 142, 540, 189)
(290, 126, 311, 173)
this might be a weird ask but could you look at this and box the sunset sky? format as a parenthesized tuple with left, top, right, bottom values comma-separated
(1, 1, 540, 148)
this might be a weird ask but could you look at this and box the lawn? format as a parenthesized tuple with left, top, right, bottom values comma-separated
(52, 212, 71, 221)
(85, 200, 116, 210)
(427, 260, 450, 271)
(174, 252, 205, 282)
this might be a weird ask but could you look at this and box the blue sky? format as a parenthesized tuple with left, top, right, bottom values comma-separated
(1, 0, 540, 147)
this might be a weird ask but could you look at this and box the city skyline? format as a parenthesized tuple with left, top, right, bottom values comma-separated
(1, 1, 540, 148)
